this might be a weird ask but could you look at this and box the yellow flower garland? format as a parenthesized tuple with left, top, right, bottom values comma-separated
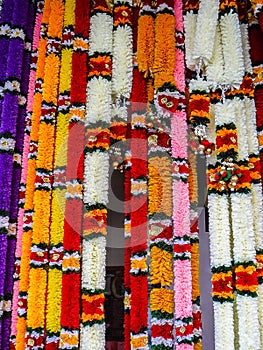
(45, 0, 75, 346)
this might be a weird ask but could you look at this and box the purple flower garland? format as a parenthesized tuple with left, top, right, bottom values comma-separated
(0, 0, 14, 125)
(1, 2, 35, 348)
(0, 0, 31, 342)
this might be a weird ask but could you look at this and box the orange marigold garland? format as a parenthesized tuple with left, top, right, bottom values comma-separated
(15, 1, 51, 348)
(137, 0, 155, 78)
(59, 0, 89, 348)
(45, 0, 75, 348)
(25, 0, 64, 347)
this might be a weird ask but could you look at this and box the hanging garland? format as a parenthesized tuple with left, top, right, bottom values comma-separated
(25, 0, 64, 347)
(2, 1, 35, 348)
(80, 0, 112, 347)
(137, 0, 155, 78)
(10, 2, 44, 348)
(45, 1, 75, 348)
(59, 0, 89, 348)
(174, 0, 202, 347)
(0, 0, 14, 123)
(183, 0, 200, 70)
(15, 1, 51, 348)
(0, 0, 31, 341)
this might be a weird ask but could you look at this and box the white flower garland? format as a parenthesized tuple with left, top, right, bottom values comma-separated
(193, 0, 219, 66)
(112, 0, 133, 99)
(208, 194, 235, 350)
(245, 97, 259, 155)
(184, 11, 198, 69)
(81, 4, 112, 349)
(80, 323, 105, 350)
(233, 98, 249, 160)
(89, 12, 113, 54)
(240, 23, 252, 74)
(206, 25, 225, 89)
(86, 77, 112, 125)
(230, 193, 256, 262)
(83, 151, 109, 206)
(213, 302, 235, 350)
(208, 194, 232, 267)
(82, 236, 106, 290)
(219, 11, 245, 88)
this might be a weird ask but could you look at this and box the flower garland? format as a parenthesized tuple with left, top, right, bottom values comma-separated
(247, 3, 263, 347)
(152, 0, 176, 91)
(146, 0, 178, 347)
(137, 0, 155, 78)
(110, 0, 132, 171)
(0, 0, 30, 340)
(248, 5, 263, 178)
(10, 2, 44, 348)
(148, 127, 174, 350)
(183, 0, 200, 70)
(80, 0, 112, 348)
(15, 1, 51, 348)
(59, 0, 89, 348)
(218, 0, 245, 88)
(193, 0, 219, 67)
(251, 0, 263, 30)
(45, 1, 75, 349)
(124, 146, 131, 350)
(2, 2, 35, 348)
(0, 0, 14, 123)
(174, 0, 202, 348)
(25, 1, 64, 347)
(130, 106, 148, 350)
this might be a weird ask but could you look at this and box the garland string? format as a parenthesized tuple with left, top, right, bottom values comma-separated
(25, 1, 64, 347)
(45, 1, 75, 348)
(59, 0, 89, 347)
(10, 2, 44, 348)
(15, 1, 52, 348)
(0, 0, 30, 340)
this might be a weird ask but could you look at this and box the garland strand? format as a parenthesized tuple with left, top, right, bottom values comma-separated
(2, 1, 35, 347)
(15, 1, 51, 348)
(80, 0, 112, 347)
(45, 1, 75, 348)
(0, 0, 14, 124)
(10, 2, 44, 348)
(174, 0, 202, 348)
(59, 0, 89, 348)
(248, 2, 263, 347)
(0, 0, 30, 339)
(25, 1, 64, 347)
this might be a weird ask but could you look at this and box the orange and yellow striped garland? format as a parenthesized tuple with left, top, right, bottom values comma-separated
(45, 0, 75, 348)
(15, 1, 51, 348)
(25, 0, 64, 347)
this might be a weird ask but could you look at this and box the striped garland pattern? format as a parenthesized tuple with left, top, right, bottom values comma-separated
(25, 0, 64, 347)
(174, 0, 202, 348)
(2, 1, 35, 348)
(2, 1, 263, 349)
(10, 2, 44, 348)
(80, 0, 112, 347)
(59, 0, 89, 348)
(15, 1, 51, 348)
(0, 0, 30, 340)
(45, 0, 75, 348)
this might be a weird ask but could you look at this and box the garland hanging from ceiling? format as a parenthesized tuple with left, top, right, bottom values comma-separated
(0, 0, 261, 349)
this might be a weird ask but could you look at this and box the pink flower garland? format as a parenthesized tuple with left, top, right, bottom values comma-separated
(172, 0, 195, 348)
